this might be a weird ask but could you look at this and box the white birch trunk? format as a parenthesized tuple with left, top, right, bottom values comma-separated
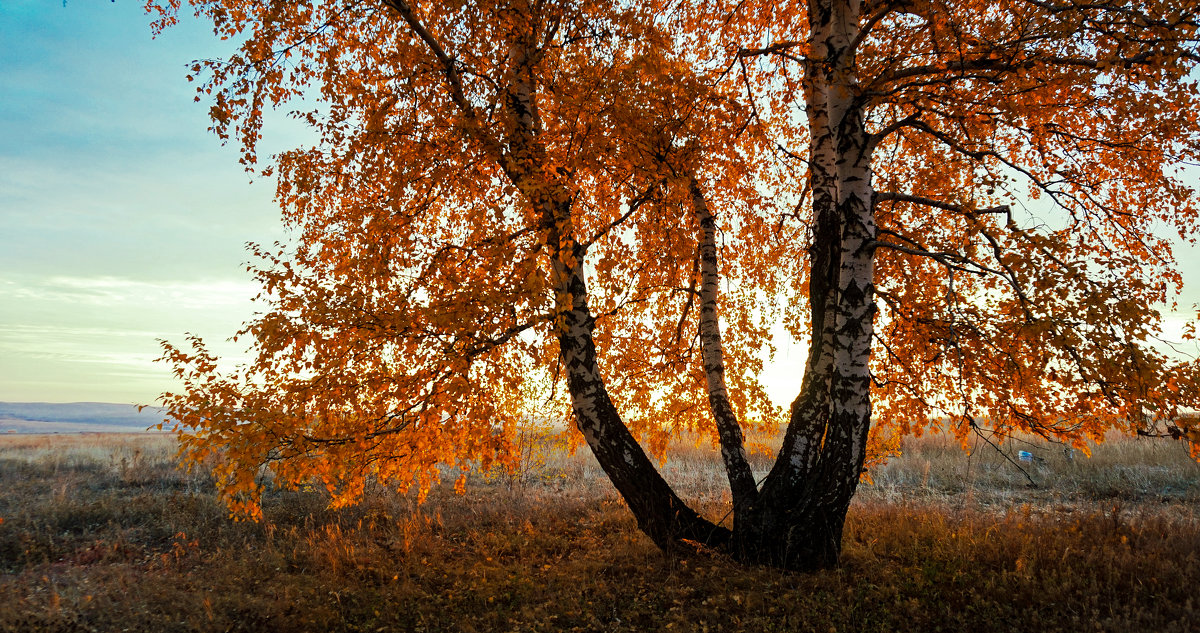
(818, 0, 875, 501)
(498, 32, 728, 551)
(747, 0, 875, 570)
(689, 176, 759, 519)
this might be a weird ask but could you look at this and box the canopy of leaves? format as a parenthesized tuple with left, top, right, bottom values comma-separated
(151, 0, 1200, 517)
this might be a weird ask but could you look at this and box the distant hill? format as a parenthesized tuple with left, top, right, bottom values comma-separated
(0, 402, 173, 434)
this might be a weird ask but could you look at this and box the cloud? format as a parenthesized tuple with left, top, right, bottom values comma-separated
(0, 274, 257, 402)
(1, 275, 258, 310)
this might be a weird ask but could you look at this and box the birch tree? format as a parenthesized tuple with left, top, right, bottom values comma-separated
(156, 0, 1200, 569)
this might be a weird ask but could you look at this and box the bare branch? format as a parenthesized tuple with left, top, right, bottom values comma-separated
(875, 191, 1011, 217)
(583, 179, 663, 249)
(738, 41, 806, 65)
(870, 238, 991, 276)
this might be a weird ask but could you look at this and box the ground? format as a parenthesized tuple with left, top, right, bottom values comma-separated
(1, 430, 1199, 632)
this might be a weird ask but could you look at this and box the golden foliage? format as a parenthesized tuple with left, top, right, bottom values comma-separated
(151, 0, 1200, 517)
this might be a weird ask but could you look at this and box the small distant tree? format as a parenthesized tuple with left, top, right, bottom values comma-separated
(156, 0, 1200, 570)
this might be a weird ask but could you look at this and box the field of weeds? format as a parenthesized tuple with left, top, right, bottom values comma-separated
(2, 430, 1200, 632)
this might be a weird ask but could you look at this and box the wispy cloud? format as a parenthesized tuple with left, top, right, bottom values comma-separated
(0, 274, 257, 402)
(1, 275, 258, 310)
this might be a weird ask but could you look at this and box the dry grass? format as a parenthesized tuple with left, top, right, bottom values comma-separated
(2, 431, 1199, 632)
(863, 430, 1200, 507)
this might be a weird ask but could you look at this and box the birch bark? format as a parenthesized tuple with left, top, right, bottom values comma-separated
(739, 0, 876, 569)
(689, 176, 759, 527)
(500, 32, 728, 550)
(392, 0, 876, 568)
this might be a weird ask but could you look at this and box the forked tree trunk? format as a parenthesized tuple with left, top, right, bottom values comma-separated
(719, 0, 875, 570)
(400, 0, 875, 570)
(544, 208, 731, 550)
(496, 29, 731, 552)
(539, 0, 874, 570)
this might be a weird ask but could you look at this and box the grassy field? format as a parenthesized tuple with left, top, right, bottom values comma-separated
(2, 431, 1199, 632)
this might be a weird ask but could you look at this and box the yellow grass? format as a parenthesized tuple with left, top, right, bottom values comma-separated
(1, 431, 1199, 632)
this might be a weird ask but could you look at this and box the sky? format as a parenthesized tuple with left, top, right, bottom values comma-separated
(0, 1, 1197, 407)
(0, 1, 281, 404)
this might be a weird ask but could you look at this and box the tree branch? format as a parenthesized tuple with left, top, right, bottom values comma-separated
(583, 178, 663, 249)
(875, 191, 1012, 218)
(380, 0, 509, 166)
(870, 238, 992, 276)
(737, 40, 806, 65)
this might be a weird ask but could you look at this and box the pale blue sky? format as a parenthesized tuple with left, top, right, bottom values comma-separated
(1, 0, 279, 403)
(0, 1, 1196, 406)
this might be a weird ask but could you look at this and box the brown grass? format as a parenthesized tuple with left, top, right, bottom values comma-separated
(2, 431, 1199, 632)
